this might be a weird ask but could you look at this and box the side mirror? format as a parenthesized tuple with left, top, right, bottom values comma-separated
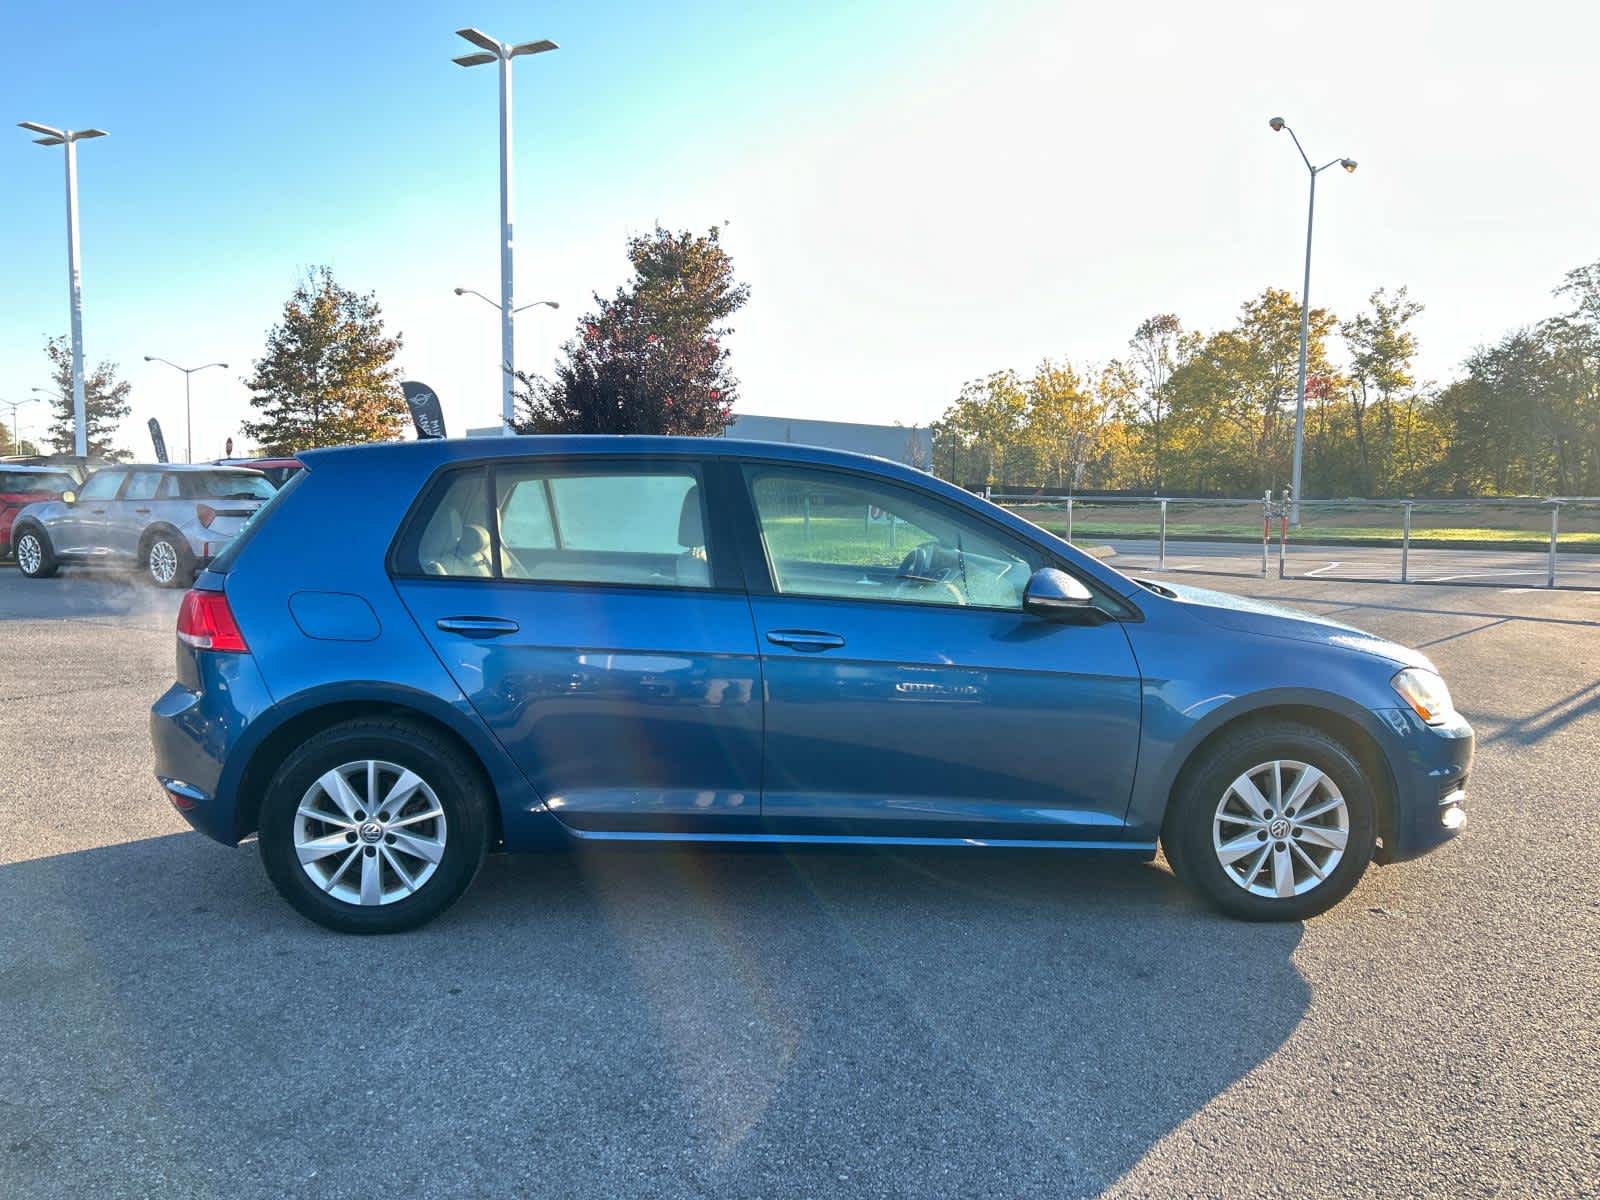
(1023, 567, 1095, 618)
(61, 490, 77, 505)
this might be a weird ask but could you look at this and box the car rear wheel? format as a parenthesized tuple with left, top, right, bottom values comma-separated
(14, 527, 58, 579)
(258, 718, 491, 933)
(1162, 720, 1377, 921)
(144, 532, 193, 588)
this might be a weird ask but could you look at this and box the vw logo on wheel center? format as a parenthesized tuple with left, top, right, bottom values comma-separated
(359, 821, 384, 843)
(1268, 817, 1291, 839)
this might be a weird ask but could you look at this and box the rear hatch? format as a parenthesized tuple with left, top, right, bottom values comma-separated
(182, 469, 277, 547)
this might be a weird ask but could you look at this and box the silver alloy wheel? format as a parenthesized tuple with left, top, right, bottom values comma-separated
(1212, 759, 1349, 899)
(148, 539, 179, 584)
(16, 533, 42, 575)
(293, 759, 448, 906)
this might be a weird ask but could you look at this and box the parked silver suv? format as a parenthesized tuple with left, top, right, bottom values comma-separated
(11, 464, 275, 587)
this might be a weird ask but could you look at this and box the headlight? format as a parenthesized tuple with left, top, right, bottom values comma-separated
(1391, 668, 1455, 726)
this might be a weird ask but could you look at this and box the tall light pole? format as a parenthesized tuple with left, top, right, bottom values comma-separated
(2, 397, 43, 453)
(144, 357, 229, 463)
(19, 121, 108, 459)
(452, 27, 559, 434)
(1269, 116, 1356, 524)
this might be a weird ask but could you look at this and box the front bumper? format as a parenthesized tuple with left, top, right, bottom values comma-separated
(1373, 706, 1474, 862)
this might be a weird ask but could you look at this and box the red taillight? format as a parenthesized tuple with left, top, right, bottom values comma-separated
(196, 503, 217, 528)
(176, 588, 248, 652)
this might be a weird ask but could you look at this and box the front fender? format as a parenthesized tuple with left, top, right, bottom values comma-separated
(1123, 685, 1403, 839)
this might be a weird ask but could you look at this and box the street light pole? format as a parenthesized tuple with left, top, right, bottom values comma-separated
(144, 357, 229, 463)
(19, 122, 108, 459)
(3, 398, 42, 453)
(1268, 117, 1356, 525)
(453, 28, 559, 434)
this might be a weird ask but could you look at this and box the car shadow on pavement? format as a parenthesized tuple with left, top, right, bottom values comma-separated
(0, 832, 1309, 1199)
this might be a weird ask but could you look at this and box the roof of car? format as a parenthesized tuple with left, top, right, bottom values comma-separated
(0, 464, 74, 473)
(97, 462, 266, 473)
(297, 434, 913, 475)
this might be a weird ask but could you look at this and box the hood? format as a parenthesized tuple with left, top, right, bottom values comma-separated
(1145, 579, 1436, 671)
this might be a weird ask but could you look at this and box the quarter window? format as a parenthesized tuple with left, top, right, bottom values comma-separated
(746, 467, 1040, 610)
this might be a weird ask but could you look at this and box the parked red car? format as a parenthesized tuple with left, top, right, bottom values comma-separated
(0, 465, 76, 559)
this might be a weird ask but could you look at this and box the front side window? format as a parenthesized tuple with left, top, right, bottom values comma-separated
(747, 467, 1039, 610)
(78, 470, 127, 501)
(396, 463, 714, 590)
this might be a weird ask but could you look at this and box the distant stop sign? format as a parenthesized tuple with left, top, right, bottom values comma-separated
(226, 437, 234, 456)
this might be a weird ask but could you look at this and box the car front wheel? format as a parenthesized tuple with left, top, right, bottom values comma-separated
(14, 527, 58, 579)
(258, 718, 491, 933)
(1163, 720, 1378, 921)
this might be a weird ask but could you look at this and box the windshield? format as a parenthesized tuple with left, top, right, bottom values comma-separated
(0, 471, 74, 494)
(182, 471, 276, 501)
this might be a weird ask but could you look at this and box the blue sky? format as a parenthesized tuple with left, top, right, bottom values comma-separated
(4, 0, 1597, 458)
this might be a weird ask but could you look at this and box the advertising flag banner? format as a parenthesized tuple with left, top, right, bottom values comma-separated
(401, 382, 448, 440)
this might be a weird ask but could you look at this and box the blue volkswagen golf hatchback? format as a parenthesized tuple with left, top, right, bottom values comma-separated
(151, 437, 1471, 932)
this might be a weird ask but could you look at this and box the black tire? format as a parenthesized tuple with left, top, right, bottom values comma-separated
(257, 718, 491, 934)
(142, 530, 194, 588)
(1162, 720, 1378, 922)
(13, 525, 58, 579)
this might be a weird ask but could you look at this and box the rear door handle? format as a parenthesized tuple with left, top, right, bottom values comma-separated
(134, 507, 151, 514)
(436, 616, 520, 638)
(766, 629, 845, 652)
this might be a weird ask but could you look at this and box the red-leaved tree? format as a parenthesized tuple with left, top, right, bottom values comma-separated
(513, 225, 749, 435)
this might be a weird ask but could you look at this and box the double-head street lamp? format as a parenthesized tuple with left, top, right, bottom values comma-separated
(453, 287, 559, 315)
(1269, 116, 1356, 525)
(144, 357, 229, 463)
(452, 27, 559, 434)
(19, 121, 108, 459)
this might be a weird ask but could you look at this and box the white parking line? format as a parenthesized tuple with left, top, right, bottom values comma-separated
(1422, 569, 1545, 582)
(1304, 562, 1342, 577)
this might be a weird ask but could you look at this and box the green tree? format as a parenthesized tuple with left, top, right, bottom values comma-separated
(1022, 358, 1110, 491)
(515, 225, 749, 435)
(240, 267, 406, 454)
(1126, 314, 1184, 492)
(42, 335, 132, 460)
(1164, 288, 1337, 494)
(933, 370, 1028, 487)
(1341, 287, 1425, 495)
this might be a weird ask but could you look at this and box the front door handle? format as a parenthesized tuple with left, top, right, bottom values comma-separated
(436, 616, 520, 638)
(766, 629, 846, 652)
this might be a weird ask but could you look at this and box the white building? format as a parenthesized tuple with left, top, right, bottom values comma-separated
(725, 414, 932, 470)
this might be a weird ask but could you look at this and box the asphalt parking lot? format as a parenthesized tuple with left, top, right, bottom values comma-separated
(2, 562, 1597, 1199)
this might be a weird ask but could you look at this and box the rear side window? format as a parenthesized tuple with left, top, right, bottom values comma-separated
(0, 471, 73, 494)
(123, 470, 164, 501)
(394, 463, 714, 590)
